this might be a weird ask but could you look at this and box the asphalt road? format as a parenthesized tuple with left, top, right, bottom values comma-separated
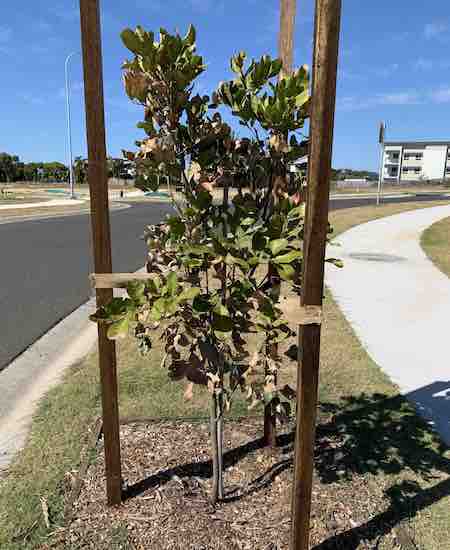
(0, 202, 173, 371)
(0, 193, 449, 372)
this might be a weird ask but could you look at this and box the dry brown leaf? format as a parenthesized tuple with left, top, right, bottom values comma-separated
(40, 497, 50, 529)
(184, 382, 194, 401)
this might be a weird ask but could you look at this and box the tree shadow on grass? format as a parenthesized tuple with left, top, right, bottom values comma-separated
(315, 389, 449, 484)
(123, 386, 450, 548)
(312, 388, 450, 548)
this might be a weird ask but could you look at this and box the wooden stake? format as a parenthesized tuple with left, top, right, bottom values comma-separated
(279, 0, 297, 76)
(79, 0, 122, 506)
(290, 1, 341, 549)
(263, 0, 298, 449)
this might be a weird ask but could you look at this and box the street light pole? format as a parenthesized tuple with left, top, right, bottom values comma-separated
(377, 121, 386, 206)
(65, 51, 80, 200)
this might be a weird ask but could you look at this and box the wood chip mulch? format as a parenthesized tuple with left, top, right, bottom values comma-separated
(43, 419, 405, 550)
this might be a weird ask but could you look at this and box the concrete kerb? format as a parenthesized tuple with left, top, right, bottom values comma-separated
(0, 198, 86, 211)
(0, 203, 131, 226)
(0, 269, 144, 473)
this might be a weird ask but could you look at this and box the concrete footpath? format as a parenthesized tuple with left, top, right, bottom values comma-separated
(0, 278, 141, 473)
(0, 298, 98, 472)
(326, 204, 450, 445)
(0, 198, 85, 210)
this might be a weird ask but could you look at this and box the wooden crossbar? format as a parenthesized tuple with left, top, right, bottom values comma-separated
(90, 272, 153, 288)
(89, 273, 322, 325)
(296, 305, 323, 326)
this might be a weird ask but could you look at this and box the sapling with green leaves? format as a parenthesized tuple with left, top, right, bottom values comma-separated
(91, 24, 328, 504)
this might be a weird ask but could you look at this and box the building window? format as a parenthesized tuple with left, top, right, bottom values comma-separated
(404, 152, 423, 160)
(414, 168, 420, 173)
(402, 167, 408, 172)
(391, 166, 398, 176)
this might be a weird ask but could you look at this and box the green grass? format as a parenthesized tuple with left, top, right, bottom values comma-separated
(0, 339, 249, 549)
(421, 215, 450, 279)
(0, 199, 449, 549)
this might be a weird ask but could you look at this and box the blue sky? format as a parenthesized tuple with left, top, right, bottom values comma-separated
(1, 0, 450, 170)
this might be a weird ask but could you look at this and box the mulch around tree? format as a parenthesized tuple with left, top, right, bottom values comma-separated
(43, 419, 405, 550)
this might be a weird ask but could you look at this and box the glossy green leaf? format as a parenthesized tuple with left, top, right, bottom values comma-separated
(193, 294, 210, 312)
(107, 317, 129, 340)
(178, 286, 201, 301)
(213, 303, 229, 317)
(252, 232, 267, 251)
(326, 258, 344, 268)
(225, 254, 249, 271)
(269, 238, 288, 256)
(212, 312, 233, 332)
(182, 258, 203, 268)
(184, 24, 196, 45)
(272, 250, 302, 264)
(166, 271, 178, 295)
(150, 297, 166, 320)
(167, 216, 186, 239)
(276, 264, 295, 281)
(121, 29, 142, 54)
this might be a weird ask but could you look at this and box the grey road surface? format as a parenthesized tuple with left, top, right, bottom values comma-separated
(0, 203, 172, 372)
(0, 194, 448, 372)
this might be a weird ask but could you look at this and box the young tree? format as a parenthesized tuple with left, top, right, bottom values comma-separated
(92, 25, 315, 503)
(74, 157, 87, 184)
(0, 153, 20, 183)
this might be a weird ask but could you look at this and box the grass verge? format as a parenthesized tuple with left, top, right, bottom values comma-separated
(0, 200, 449, 549)
(0, 206, 90, 220)
(421, 215, 450, 279)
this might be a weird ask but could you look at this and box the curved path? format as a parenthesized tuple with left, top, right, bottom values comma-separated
(325, 204, 450, 445)
(1, 194, 449, 373)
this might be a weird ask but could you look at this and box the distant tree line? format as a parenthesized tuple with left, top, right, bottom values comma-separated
(0, 152, 134, 184)
(0, 153, 68, 183)
(331, 168, 378, 181)
(2, 151, 376, 186)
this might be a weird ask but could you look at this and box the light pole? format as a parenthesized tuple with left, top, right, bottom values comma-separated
(377, 121, 386, 206)
(65, 51, 80, 199)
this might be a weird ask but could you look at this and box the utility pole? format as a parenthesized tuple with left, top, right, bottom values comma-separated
(377, 121, 385, 205)
(65, 51, 80, 199)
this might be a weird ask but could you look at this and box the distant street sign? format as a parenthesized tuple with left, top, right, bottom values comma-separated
(378, 121, 385, 144)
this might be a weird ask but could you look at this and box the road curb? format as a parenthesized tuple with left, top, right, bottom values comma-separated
(0, 269, 144, 473)
(0, 297, 98, 473)
(0, 203, 130, 225)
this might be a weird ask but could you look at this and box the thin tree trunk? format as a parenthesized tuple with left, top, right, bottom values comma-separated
(210, 391, 225, 504)
(263, 341, 277, 447)
(210, 394, 219, 505)
(217, 392, 224, 500)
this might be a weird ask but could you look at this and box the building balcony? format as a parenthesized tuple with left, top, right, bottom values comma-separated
(402, 162, 422, 168)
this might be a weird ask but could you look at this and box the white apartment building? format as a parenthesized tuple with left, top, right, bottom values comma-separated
(382, 141, 450, 183)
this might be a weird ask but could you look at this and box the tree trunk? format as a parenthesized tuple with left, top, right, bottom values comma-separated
(210, 394, 219, 505)
(217, 392, 224, 500)
(263, 279, 278, 448)
(210, 393, 224, 504)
